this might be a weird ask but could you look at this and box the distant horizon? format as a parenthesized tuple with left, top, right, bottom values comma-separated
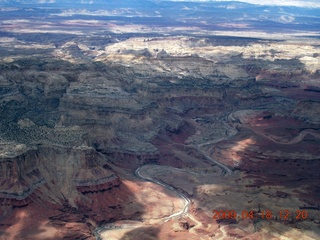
(160, 0, 320, 8)
(1, 0, 320, 8)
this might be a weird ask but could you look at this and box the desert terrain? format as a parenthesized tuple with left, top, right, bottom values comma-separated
(0, 2, 319, 240)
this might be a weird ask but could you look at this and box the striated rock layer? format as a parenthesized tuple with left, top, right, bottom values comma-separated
(0, 143, 127, 239)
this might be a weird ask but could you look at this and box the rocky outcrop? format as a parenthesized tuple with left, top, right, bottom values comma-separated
(0, 144, 120, 205)
(0, 143, 128, 239)
(293, 100, 320, 124)
(0, 148, 45, 206)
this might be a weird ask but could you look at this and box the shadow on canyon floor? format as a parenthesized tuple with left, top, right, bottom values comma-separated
(119, 227, 160, 240)
(191, 114, 320, 239)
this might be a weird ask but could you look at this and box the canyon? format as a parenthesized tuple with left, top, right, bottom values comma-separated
(0, 2, 320, 239)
